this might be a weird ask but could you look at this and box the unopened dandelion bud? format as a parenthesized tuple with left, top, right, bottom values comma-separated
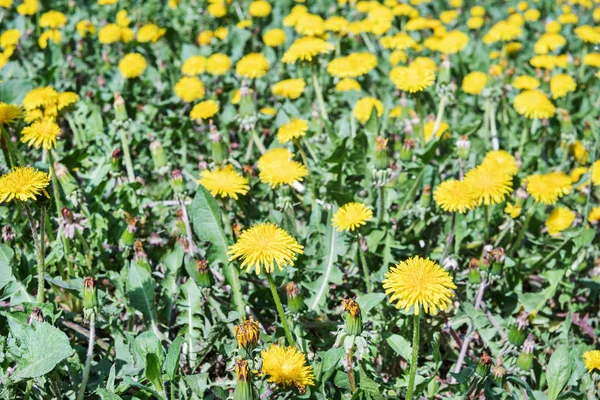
(438, 57, 452, 84)
(516, 334, 535, 371)
(491, 247, 505, 275)
(150, 140, 167, 169)
(120, 215, 138, 246)
(171, 169, 185, 193)
(111, 148, 122, 173)
(133, 240, 151, 270)
(468, 258, 481, 284)
(113, 92, 127, 121)
(481, 244, 494, 270)
(420, 185, 432, 207)
(238, 81, 256, 118)
(400, 139, 414, 162)
(508, 311, 529, 346)
(196, 259, 212, 288)
(491, 357, 505, 385)
(576, 186, 588, 205)
(83, 276, 98, 313)
(209, 121, 226, 164)
(476, 352, 492, 377)
(342, 298, 363, 336)
(286, 282, 303, 313)
(456, 135, 471, 160)
(28, 307, 44, 325)
(233, 358, 255, 400)
(234, 317, 260, 352)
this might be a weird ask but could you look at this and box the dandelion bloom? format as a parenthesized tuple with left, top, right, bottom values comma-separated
(327, 53, 377, 78)
(481, 150, 519, 176)
(353, 97, 384, 124)
(228, 222, 304, 274)
(464, 165, 513, 206)
(39, 30, 61, 49)
(0, 167, 50, 203)
(277, 118, 308, 144)
(181, 56, 206, 75)
(174, 76, 205, 102)
(390, 64, 436, 93)
(20, 119, 60, 149)
(236, 53, 269, 79)
(545, 207, 575, 236)
(258, 155, 308, 188)
(439, 30, 470, 54)
(295, 13, 325, 36)
(261, 344, 314, 392)
(575, 25, 600, 43)
(593, 160, 600, 186)
(257, 148, 294, 170)
(331, 202, 373, 232)
(505, 203, 522, 218)
(335, 78, 361, 92)
(434, 179, 477, 214)
(588, 207, 600, 224)
(271, 78, 306, 99)
(206, 53, 231, 75)
(525, 172, 572, 205)
(207, 2, 226, 18)
(583, 53, 600, 67)
(137, 24, 166, 43)
(248, 0, 271, 17)
(383, 256, 456, 315)
(550, 74, 576, 99)
(39, 10, 67, 28)
(197, 165, 249, 200)
(0, 103, 22, 125)
(583, 350, 600, 372)
(76, 20, 96, 37)
(513, 90, 555, 119)
(0, 29, 21, 48)
(190, 100, 219, 120)
(58, 92, 79, 110)
(423, 121, 450, 142)
(512, 75, 540, 90)
(282, 37, 334, 64)
(119, 53, 147, 78)
(263, 28, 286, 47)
(462, 72, 487, 95)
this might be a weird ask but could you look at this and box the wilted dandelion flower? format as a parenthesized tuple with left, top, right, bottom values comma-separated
(462, 72, 487, 95)
(119, 53, 147, 78)
(206, 53, 231, 75)
(434, 180, 477, 214)
(190, 100, 219, 120)
(583, 350, 600, 372)
(277, 118, 308, 144)
(335, 78, 361, 92)
(390, 63, 436, 93)
(481, 150, 519, 176)
(234, 317, 260, 349)
(174, 76, 205, 102)
(261, 344, 314, 393)
(282, 36, 334, 64)
(0, 103, 22, 125)
(331, 202, 373, 232)
(197, 165, 249, 200)
(525, 172, 572, 205)
(181, 55, 206, 75)
(236, 52, 269, 79)
(21, 119, 60, 150)
(464, 165, 513, 206)
(383, 256, 456, 315)
(512, 75, 540, 90)
(513, 90, 556, 119)
(545, 207, 575, 236)
(263, 28, 286, 46)
(550, 74, 576, 99)
(0, 167, 50, 203)
(353, 97, 384, 124)
(228, 222, 304, 274)
(271, 78, 306, 99)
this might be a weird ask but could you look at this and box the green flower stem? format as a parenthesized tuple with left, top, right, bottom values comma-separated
(251, 128, 267, 155)
(347, 346, 357, 393)
(357, 234, 372, 294)
(302, 137, 319, 165)
(377, 184, 385, 225)
(415, 94, 425, 147)
(440, 212, 457, 261)
(583, 122, 598, 220)
(431, 95, 448, 139)
(1, 126, 25, 166)
(48, 151, 74, 278)
(507, 200, 535, 258)
(484, 205, 490, 242)
(77, 312, 95, 400)
(518, 118, 533, 156)
(294, 138, 310, 171)
(311, 67, 329, 121)
(489, 101, 499, 151)
(221, 211, 246, 320)
(406, 312, 421, 400)
(266, 272, 296, 347)
(23, 203, 45, 303)
(119, 126, 136, 183)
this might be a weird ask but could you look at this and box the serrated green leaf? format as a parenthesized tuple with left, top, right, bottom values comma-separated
(547, 345, 572, 400)
(165, 336, 184, 380)
(127, 262, 159, 335)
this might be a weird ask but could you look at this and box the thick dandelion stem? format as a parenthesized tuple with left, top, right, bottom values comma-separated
(518, 118, 532, 156)
(119, 127, 136, 183)
(415, 95, 425, 146)
(48, 151, 74, 277)
(357, 235, 372, 294)
(266, 272, 296, 347)
(23, 203, 45, 303)
(347, 347, 357, 393)
(489, 101, 499, 151)
(377, 184, 385, 225)
(508, 201, 535, 257)
(294, 138, 310, 171)
(441, 212, 457, 261)
(431, 95, 448, 139)
(77, 313, 95, 400)
(251, 128, 267, 154)
(406, 312, 421, 400)
(1, 126, 25, 166)
(484, 205, 490, 242)
(311, 68, 329, 121)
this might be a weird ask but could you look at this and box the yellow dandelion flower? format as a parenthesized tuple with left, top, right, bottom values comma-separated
(249, 0, 271, 17)
(324, 16, 349, 35)
(433, 179, 477, 214)
(0, 103, 22, 125)
(0, 29, 21, 48)
(263, 28, 286, 47)
(228, 222, 304, 274)
(257, 148, 293, 170)
(57, 92, 79, 111)
(383, 256, 456, 315)
(39, 29, 61, 49)
(468, 16, 484, 29)
(389, 106, 403, 119)
(0, 166, 50, 203)
(546, 207, 575, 236)
(260, 107, 276, 116)
(327, 52, 377, 78)
(380, 33, 417, 51)
(39, 10, 67, 29)
(206, 53, 231, 75)
(197, 164, 249, 200)
(181, 56, 206, 76)
(335, 78, 361, 92)
(512, 75, 540, 90)
(282, 36, 334, 64)
(277, 118, 308, 143)
(295, 13, 325, 36)
(513, 90, 556, 119)
(271, 78, 306, 100)
(236, 53, 269, 79)
(481, 150, 519, 176)
(575, 25, 600, 43)
(505, 203, 522, 218)
(524, 8, 540, 21)
(20, 119, 60, 149)
(98, 0, 117, 5)
(259, 158, 308, 188)
(390, 64, 436, 93)
(137, 24, 166, 43)
(583, 350, 600, 372)
(525, 172, 572, 204)
(464, 165, 513, 206)
(98, 24, 122, 44)
(483, 20, 522, 44)
(331, 202, 373, 232)
(214, 27, 228, 40)
(534, 33, 566, 55)
(353, 97, 384, 124)
(423, 121, 449, 142)
(76, 20, 96, 37)
(570, 166, 588, 183)
(261, 344, 314, 392)
(236, 19, 253, 29)
(462, 71, 487, 95)
(119, 53, 147, 79)
(587, 207, 600, 224)
(550, 74, 577, 99)
(17, 0, 37, 16)
(592, 160, 600, 186)
(207, 2, 226, 18)
(174, 76, 205, 102)
(583, 52, 600, 67)
(190, 100, 219, 120)
(439, 30, 470, 54)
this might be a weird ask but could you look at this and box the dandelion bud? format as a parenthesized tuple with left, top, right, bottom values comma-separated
(311, 103, 319, 120)
(133, 240, 151, 271)
(400, 138, 415, 161)
(420, 185, 432, 207)
(209, 121, 225, 164)
(491, 357, 505, 385)
(196, 259, 212, 288)
(374, 136, 389, 170)
(171, 169, 185, 193)
(508, 311, 529, 346)
(438, 57, 452, 84)
(83, 276, 98, 313)
(113, 92, 127, 121)
(456, 136, 471, 160)
(468, 257, 481, 284)
(476, 352, 492, 377)
(150, 140, 167, 169)
(481, 244, 494, 270)
(491, 247, 505, 275)
(111, 148, 122, 173)
(233, 359, 255, 400)
(234, 317, 260, 352)
(342, 298, 363, 336)
(516, 334, 535, 371)
(28, 307, 44, 325)
(120, 215, 138, 246)
(285, 282, 303, 313)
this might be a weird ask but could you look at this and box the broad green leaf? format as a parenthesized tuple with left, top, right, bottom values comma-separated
(385, 333, 412, 361)
(547, 345, 572, 400)
(165, 336, 184, 380)
(96, 389, 123, 400)
(127, 262, 159, 335)
(357, 293, 386, 314)
(190, 186, 229, 266)
(0, 244, 14, 290)
(145, 353, 164, 394)
(358, 365, 384, 400)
